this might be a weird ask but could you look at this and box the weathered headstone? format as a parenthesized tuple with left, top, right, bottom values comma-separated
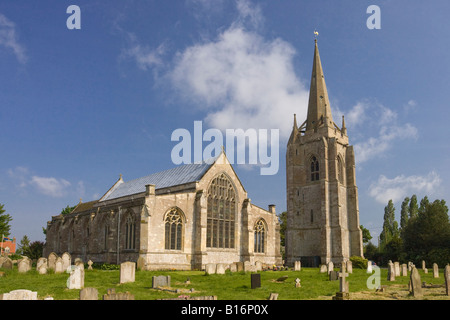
(319, 264, 327, 273)
(236, 262, 244, 272)
(394, 262, 400, 277)
(268, 293, 278, 300)
(0, 256, 6, 268)
(276, 275, 288, 282)
(152, 275, 171, 288)
(255, 261, 263, 272)
(409, 267, 422, 297)
(36, 257, 47, 271)
(80, 287, 99, 300)
(120, 261, 136, 284)
(87, 260, 93, 270)
(433, 263, 439, 278)
(295, 278, 301, 288)
(294, 261, 301, 271)
(387, 262, 395, 281)
(48, 252, 58, 270)
(244, 261, 256, 272)
(61, 252, 71, 271)
(422, 260, 426, 270)
(67, 265, 84, 289)
(18, 257, 32, 273)
(229, 262, 237, 272)
(329, 270, 339, 281)
(216, 263, 226, 274)
(251, 273, 261, 289)
(346, 260, 353, 274)
(327, 261, 334, 274)
(205, 263, 216, 275)
(0, 289, 38, 300)
(38, 263, 48, 275)
(103, 288, 134, 300)
(1, 257, 13, 270)
(401, 264, 408, 277)
(366, 261, 373, 274)
(444, 264, 450, 296)
(55, 257, 64, 274)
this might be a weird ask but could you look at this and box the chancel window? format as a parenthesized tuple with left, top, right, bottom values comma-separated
(206, 174, 236, 249)
(164, 208, 183, 250)
(254, 219, 266, 253)
(311, 156, 320, 181)
(125, 215, 136, 250)
(337, 157, 344, 184)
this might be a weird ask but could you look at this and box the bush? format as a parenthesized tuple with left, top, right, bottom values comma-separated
(350, 256, 368, 269)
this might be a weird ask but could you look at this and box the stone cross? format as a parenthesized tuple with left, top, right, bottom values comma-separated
(295, 278, 301, 288)
(338, 263, 349, 293)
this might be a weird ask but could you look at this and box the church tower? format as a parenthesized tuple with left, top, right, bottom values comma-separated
(285, 39, 363, 266)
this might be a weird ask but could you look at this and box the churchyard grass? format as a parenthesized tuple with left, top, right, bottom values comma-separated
(0, 266, 448, 300)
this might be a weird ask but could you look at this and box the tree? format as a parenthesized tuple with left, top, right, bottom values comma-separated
(400, 196, 410, 232)
(380, 199, 399, 250)
(22, 241, 44, 260)
(61, 204, 77, 215)
(0, 203, 13, 237)
(409, 195, 419, 219)
(360, 225, 372, 244)
(17, 235, 31, 255)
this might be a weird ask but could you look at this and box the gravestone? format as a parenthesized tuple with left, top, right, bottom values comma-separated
(327, 261, 334, 274)
(422, 260, 426, 270)
(1, 257, 13, 270)
(87, 260, 93, 270)
(67, 265, 84, 289)
(255, 261, 262, 271)
(236, 262, 244, 272)
(401, 264, 408, 277)
(55, 257, 64, 274)
(394, 262, 400, 277)
(424, 268, 428, 273)
(433, 263, 439, 278)
(276, 275, 288, 282)
(152, 275, 171, 288)
(80, 287, 99, 300)
(205, 263, 216, 275)
(0, 256, 6, 268)
(387, 262, 395, 281)
(229, 262, 237, 272)
(366, 261, 373, 274)
(48, 252, 58, 270)
(295, 278, 301, 288)
(61, 252, 71, 271)
(36, 257, 47, 271)
(251, 273, 261, 289)
(216, 263, 226, 274)
(409, 267, 422, 297)
(120, 261, 136, 284)
(103, 288, 134, 300)
(244, 261, 256, 272)
(333, 263, 349, 300)
(329, 270, 339, 281)
(294, 261, 301, 271)
(268, 293, 278, 300)
(346, 260, 353, 274)
(38, 263, 48, 275)
(408, 262, 413, 271)
(444, 264, 450, 296)
(18, 257, 32, 273)
(319, 264, 327, 273)
(0, 289, 38, 300)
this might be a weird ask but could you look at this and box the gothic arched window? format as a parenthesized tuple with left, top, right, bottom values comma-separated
(206, 173, 236, 249)
(164, 208, 183, 250)
(311, 156, 320, 181)
(254, 219, 266, 253)
(125, 215, 136, 250)
(337, 157, 344, 185)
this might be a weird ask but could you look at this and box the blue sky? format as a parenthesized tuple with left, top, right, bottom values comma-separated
(1, 0, 449, 244)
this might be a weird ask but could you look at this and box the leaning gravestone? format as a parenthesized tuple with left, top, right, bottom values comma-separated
(409, 267, 422, 297)
(444, 264, 450, 296)
(119, 261, 136, 284)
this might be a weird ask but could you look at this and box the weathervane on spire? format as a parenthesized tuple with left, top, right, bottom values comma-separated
(314, 30, 319, 41)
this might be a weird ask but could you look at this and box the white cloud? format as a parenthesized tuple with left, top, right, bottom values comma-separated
(368, 171, 441, 204)
(0, 13, 27, 64)
(169, 2, 308, 140)
(29, 176, 71, 198)
(122, 41, 166, 71)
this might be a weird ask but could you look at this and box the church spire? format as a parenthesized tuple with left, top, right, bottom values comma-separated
(306, 39, 334, 131)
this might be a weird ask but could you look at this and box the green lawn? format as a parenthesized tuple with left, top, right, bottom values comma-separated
(0, 266, 448, 300)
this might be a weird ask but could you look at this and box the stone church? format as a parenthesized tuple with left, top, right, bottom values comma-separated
(285, 39, 364, 267)
(44, 151, 282, 270)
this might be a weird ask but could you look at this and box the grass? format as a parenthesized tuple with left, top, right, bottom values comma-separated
(0, 266, 448, 300)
